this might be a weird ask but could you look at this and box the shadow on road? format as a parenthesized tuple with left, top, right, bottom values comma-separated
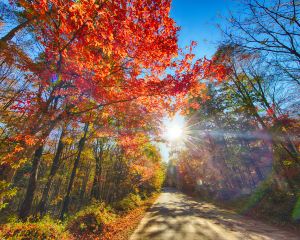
(130, 188, 300, 240)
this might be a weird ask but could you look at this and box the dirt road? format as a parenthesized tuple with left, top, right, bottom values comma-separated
(130, 188, 300, 240)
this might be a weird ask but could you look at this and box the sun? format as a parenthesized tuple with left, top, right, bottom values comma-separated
(163, 117, 185, 142)
(166, 124, 184, 141)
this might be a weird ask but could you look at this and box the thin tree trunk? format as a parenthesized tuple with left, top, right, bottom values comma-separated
(60, 123, 89, 220)
(38, 128, 65, 216)
(79, 162, 91, 205)
(91, 140, 104, 200)
(19, 145, 44, 220)
(91, 156, 102, 200)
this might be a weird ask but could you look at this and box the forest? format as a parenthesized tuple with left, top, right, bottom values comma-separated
(0, 0, 299, 239)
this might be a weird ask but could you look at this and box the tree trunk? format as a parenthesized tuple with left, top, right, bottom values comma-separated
(79, 162, 91, 206)
(19, 145, 44, 220)
(38, 128, 65, 216)
(91, 156, 102, 200)
(91, 140, 104, 200)
(60, 123, 89, 220)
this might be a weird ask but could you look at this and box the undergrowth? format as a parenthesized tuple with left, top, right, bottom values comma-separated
(0, 215, 73, 240)
(0, 192, 158, 240)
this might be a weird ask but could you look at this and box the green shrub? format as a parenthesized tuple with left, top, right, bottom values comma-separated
(254, 190, 297, 223)
(239, 181, 298, 224)
(292, 196, 300, 221)
(114, 193, 142, 211)
(0, 216, 72, 240)
(67, 202, 116, 235)
(241, 180, 272, 213)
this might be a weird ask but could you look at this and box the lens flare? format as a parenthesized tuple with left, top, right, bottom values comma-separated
(166, 124, 184, 141)
(162, 117, 186, 143)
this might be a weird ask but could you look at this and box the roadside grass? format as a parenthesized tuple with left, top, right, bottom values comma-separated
(100, 194, 159, 240)
(68, 193, 159, 240)
(0, 215, 73, 240)
(189, 185, 300, 233)
(0, 193, 159, 240)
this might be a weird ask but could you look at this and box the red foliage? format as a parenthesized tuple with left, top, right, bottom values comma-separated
(2, 0, 229, 167)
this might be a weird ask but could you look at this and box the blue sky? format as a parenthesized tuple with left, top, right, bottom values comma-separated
(171, 0, 237, 57)
(159, 0, 237, 161)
